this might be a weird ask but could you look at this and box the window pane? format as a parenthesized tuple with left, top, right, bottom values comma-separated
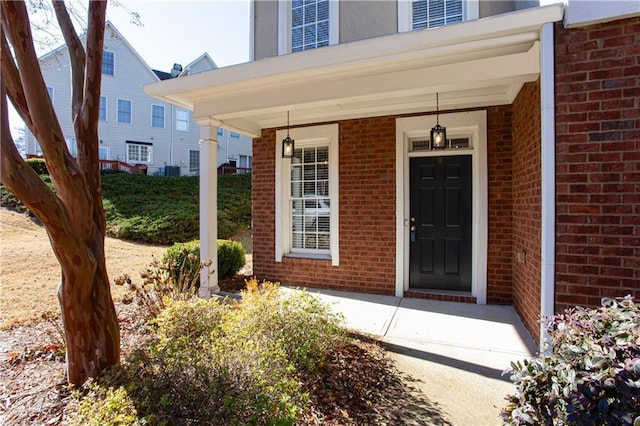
(152, 105, 164, 128)
(189, 150, 199, 173)
(99, 96, 107, 121)
(117, 100, 131, 124)
(290, 145, 330, 251)
(102, 51, 114, 75)
(176, 109, 189, 131)
(413, 0, 463, 29)
(291, 0, 330, 52)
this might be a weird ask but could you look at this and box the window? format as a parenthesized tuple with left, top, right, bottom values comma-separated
(398, 0, 477, 32)
(151, 105, 165, 128)
(126, 142, 152, 164)
(230, 131, 240, 138)
(46, 86, 54, 103)
(189, 149, 199, 173)
(275, 124, 339, 265)
(66, 138, 77, 157)
(117, 99, 132, 124)
(99, 146, 109, 160)
(102, 51, 114, 75)
(176, 108, 189, 132)
(239, 155, 252, 169)
(217, 127, 224, 136)
(278, 0, 339, 55)
(99, 96, 107, 121)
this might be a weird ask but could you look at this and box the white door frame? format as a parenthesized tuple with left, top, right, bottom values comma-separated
(395, 110, 488, 303)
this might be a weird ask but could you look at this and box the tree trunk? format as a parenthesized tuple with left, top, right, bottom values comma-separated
(57, 249, 120, 385)
(1, 0, 120, 386)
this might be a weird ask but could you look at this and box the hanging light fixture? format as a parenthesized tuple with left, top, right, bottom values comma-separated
(430, 93, 446, 149)
(282, 111, 295, 158)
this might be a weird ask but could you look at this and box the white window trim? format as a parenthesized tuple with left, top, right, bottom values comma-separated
(151, 104, 165, 128)
(116, 98, 132, 124)
(397, 0, 479, 33)
(395, 110, 487, 302)
(102, 50, 115, 76)
(126, 143, 153, 164)
(99, 96, 108, 121)
(176, 108, 190, 132)
(275, 123, 339, 265)
(278, 0, 340, 55)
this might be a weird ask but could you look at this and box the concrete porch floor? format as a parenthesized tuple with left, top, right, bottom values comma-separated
(283, 287, 538, 425)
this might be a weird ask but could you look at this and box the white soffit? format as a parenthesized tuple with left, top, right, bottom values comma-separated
(144, 4, 564, 137)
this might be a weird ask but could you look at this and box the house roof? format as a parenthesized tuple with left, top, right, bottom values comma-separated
(144, 4, 564, 138)
(153, 70, 174, 80)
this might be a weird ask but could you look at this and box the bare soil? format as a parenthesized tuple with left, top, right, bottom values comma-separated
(0, 209, 168, 329)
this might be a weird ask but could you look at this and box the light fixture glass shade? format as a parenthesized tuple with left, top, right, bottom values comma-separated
(282, 135, 295, 158)
(430, 124, 446, 149)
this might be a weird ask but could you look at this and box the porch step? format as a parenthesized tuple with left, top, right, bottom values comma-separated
(404, 290, 476, 304)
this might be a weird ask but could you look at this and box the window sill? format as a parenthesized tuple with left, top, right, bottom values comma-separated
(283, 253, 331, 262)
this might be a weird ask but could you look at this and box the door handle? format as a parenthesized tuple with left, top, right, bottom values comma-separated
(410, 225, 416, 242)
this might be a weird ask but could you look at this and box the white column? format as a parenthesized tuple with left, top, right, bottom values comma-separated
(197, 119, 219, 297)
(540, 22, 556, 352)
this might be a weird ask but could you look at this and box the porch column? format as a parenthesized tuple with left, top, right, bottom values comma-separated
(540, 22, 556, 350)
(197, 119, 219, 297)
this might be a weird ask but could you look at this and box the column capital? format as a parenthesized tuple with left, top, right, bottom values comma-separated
(195, 117, 223, 128)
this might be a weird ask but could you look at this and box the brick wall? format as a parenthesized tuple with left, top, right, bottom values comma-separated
(555, 17, 640, 311)
(253, 110, 518, 302)
(252, 117, 397, 294)
(487, 105, 514, 305)
(512, 80, 542, 341)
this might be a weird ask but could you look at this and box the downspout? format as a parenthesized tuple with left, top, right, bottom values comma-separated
(540, 22, 556, 351)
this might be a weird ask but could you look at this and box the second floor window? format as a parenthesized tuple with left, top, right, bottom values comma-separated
(152, 105, 165, 128)
(412, 0, 462, 29)
(99, 96, 107, 121)
(279, 0, 337, 55)
(102, 51, 114, 75)
(117, 99, 132, 124)
(292, 0, 329, 52)
(176, 108, 189, 132)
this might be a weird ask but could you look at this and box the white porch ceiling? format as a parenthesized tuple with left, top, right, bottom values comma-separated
(144, 4, 563, 138)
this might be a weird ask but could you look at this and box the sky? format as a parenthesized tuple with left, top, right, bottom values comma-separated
(105, 1, 251, 71)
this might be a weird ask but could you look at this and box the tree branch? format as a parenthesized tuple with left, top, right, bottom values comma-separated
(0, 28, 35, 132)
(1, 1, 93, 236)
(0, 86, 96, 304)
(52, 0, 85, 122)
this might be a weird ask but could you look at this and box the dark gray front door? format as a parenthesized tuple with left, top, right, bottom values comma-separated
(409, 156, 472, 291)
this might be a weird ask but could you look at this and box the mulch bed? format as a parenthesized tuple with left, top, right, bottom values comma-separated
(0, 275, 444, 425)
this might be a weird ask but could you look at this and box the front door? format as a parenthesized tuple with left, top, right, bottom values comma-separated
(409, 155, 472, 291)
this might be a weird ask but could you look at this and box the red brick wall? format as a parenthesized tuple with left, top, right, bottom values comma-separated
(555, 17, 640, 311)
(511, 80, 542, 341)
(252, 110, 518, 302)
(487, 105, 514, 305)
(252, 117, 397, 294)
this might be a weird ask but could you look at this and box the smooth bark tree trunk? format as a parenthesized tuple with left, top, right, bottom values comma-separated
(1, 1, 120, 385)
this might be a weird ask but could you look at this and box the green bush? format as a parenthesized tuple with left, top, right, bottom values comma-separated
(162, 239, 245, 279)
(67, 380, 142, 426)
(26, 158, 48, 175)
(67, 281, 348, 425)
(502, 296, 640, 425)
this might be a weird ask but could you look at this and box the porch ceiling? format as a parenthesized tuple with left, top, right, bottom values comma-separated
(144, 4, 563, 138)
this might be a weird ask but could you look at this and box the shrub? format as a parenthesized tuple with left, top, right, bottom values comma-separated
(67, 380, 142, 426)
(67, 281, 347, 425)
(502, 296, 640, 425)
(162, 239, 245, 279)
(25, 158, 48, 175)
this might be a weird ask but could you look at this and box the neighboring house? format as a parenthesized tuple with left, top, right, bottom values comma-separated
(146, 0, 640, 347)
(25, 21, 252, 176)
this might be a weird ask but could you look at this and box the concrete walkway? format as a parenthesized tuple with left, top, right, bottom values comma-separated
(283, 287, 538, 425)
